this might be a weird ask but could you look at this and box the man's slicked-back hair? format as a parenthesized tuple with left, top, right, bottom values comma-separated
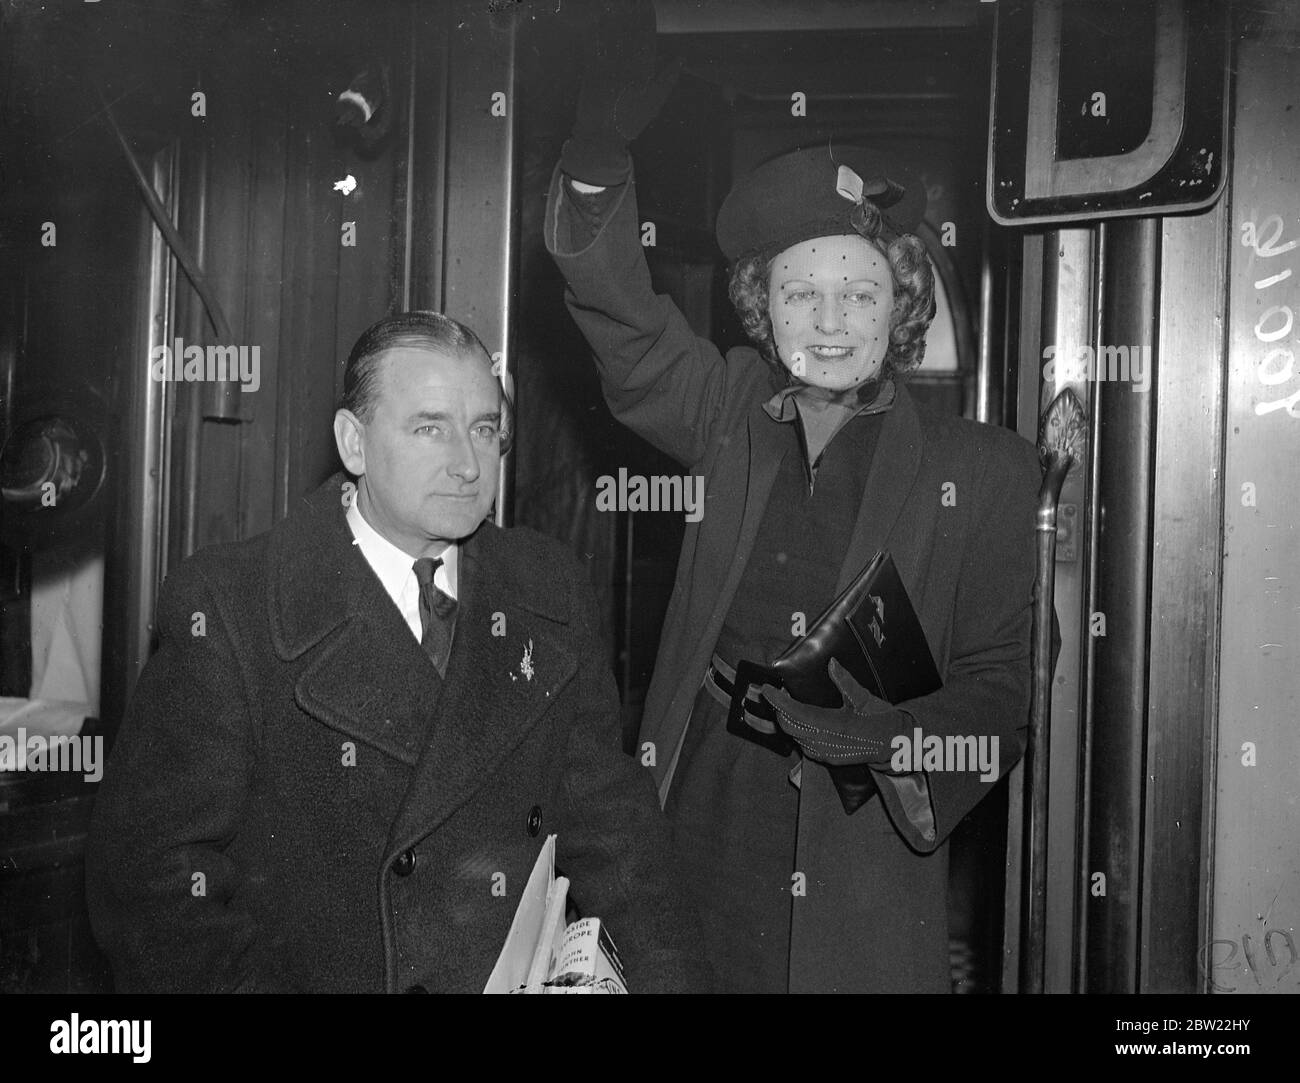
(339, 310, 513, 453)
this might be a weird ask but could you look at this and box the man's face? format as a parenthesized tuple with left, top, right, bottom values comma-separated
(768, 234, 895, 392)
(334, 344, 502, 556)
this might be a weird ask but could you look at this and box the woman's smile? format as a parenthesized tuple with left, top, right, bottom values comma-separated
(806, 344, 856, 361)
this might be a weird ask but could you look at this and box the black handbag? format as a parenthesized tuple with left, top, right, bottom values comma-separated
(728, 551, 942, 813)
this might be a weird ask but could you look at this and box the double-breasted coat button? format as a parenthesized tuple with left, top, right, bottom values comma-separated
(392, 849, 417, 876)
(525, 806, 543, 837)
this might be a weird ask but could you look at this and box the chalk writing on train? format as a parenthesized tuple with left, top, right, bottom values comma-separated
(1241, 214, 1299, 419)
(1198, 926, 1298, 992)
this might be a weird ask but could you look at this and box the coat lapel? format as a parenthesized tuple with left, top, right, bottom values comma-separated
(270, 475, 443, 767)
(833, 381, 925, 593)
(714, 399, 790, 618)
(384, 523, 579, 857)
(658, 396, 787, 797)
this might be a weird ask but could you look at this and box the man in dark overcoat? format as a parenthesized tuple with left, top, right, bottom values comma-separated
(85, 312, 707, 993)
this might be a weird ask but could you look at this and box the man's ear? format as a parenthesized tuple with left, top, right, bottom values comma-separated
(333, 409, 366, 476)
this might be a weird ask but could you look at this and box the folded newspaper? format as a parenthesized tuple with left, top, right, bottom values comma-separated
(483, 834, 628, 994)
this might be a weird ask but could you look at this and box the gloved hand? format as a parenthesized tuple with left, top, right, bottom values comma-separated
(761, 660, 902, 767)
(560, 0, 683, 186)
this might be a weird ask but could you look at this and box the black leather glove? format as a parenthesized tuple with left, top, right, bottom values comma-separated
(560, 0, 682, 186)
(762, 660, 902, 767)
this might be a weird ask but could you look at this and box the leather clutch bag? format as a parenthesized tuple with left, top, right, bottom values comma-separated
(728, 550, 942, 813)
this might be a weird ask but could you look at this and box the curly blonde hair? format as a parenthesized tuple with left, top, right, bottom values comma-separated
(727, 209, 936, 382)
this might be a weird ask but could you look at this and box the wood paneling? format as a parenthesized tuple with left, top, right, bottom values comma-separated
(166, 0, 414, 553)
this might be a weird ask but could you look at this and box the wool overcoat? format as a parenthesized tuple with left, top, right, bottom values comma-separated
(546, 164, 1041, 992)
(85, 475, 707, 993)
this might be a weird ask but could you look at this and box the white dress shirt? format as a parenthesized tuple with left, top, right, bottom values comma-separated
(346, 501, 459, 644)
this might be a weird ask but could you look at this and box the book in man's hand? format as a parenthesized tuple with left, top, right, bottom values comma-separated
(483, 834, 628, 994)
(728, 550, 942, 814)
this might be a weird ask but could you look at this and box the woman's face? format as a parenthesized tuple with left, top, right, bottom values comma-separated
(767, 234, 895, 392)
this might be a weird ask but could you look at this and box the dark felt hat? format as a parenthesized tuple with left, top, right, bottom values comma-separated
(715, 145, 926, 263)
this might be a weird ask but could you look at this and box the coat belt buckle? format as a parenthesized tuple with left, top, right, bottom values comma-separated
(709, 660, 796, 756)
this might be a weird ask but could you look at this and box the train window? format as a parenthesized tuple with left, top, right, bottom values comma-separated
(1054, 0, 1156, 162)
(0, 436, 105, 715)
(0, 386, 111, 731)
(989, 0, 1229, 224)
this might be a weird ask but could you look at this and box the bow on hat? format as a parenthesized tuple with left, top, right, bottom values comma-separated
(835, 163, 908, 240)
(835, 163, 906, 211)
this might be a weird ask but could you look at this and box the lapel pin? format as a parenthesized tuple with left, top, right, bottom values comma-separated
(520, 639, 535, 682)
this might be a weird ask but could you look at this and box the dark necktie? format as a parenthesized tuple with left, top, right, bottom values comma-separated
(412, 557, 458, 676)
